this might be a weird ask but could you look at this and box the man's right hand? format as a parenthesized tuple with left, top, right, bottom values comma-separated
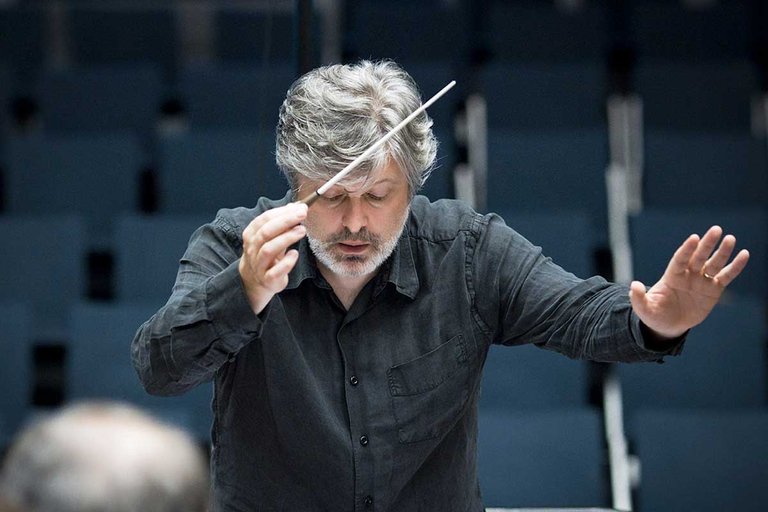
(238, 202, 308, 315)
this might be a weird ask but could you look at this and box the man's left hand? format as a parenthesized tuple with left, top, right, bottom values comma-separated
(629, 225, 750, 340)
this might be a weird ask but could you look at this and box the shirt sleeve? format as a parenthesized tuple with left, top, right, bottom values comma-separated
(131, 214, 269, 396)
(472, 214, 684, 363)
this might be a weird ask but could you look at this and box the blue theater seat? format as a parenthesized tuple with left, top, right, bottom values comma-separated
(5, 132, 144, 246)
(114, 213, 210, 303)
(481, 62, 606, 129)
(494, 210, 595, 279)
(637, 61, 756, 132)
(68, 302, 213, 442)
(631, 1, 750, 61)
(35, 65, 165, 135)
(486, 1, 608, 61)
(630, 209, 767, 300)
(158, 129, 287, 215)
(0, 301, 33, 443)
(0, 216, 86, 342)
(214, 7, 295, 63)
(401, 61, 457, 130)
(632, 410, 768, 512)
(0, 5, 45, 82)
(69, 6, 176, 69)
(480, 343, 590, 412)
(487, 128, 609, 245)
(178, 63, 296, 129)
(478, 408, 607, 508)
(619, 297, 767, 414)
(642, 131, 766, 209)
(347, 0, 456, 63)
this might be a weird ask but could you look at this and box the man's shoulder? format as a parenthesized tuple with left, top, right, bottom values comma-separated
(407, 195, 488, 242)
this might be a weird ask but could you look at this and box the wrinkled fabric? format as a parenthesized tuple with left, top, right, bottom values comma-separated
(132, 193, 683, 512)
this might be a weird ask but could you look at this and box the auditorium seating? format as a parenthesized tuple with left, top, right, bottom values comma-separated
(478, 408, 607, 508)
(68, 6, 176, 70)
(157, 128, 288, 215)
(630, 209, 767, 300)
(642, 131, 767, 210)
(0, 302, 33, 443)
(487, 129, 609, 246)
(346, 0, 457, 64)
(114, 213, 210, 303)
(637, 61, 756, 132)
(480, 344, 590, 411)
(0, 4, 45, 83)
(632, 410, 768, 512)
(0, 216, 86, 342)
(177, 63, 296, 129)
(630, 0, 750, 61)
(68, 302, 213, 442)
(34, 65, 166, 136)
(214, 6, 294, 63)
(481, 62, 606, 129)
(0, 3, 766, 507)
(494, 210, 595, 279)
(4, 132, 145, 246)
(618, 297, 767, 416)
(486, 1, 607, 62)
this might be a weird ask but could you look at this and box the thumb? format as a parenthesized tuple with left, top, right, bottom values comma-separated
(628, 281, 648, 312)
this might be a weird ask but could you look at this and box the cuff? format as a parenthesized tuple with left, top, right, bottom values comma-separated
(630, 313, 687, 361)
(204, 260, 269, 354)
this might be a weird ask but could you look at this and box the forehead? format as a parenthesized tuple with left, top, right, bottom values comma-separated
(302, 160, 407, 192)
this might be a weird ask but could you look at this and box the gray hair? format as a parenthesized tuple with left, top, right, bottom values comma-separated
(0, 402, 209, 512)
(276, 60, 438, 196)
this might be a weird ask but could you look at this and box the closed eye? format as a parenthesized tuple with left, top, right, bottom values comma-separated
(323, 194, 345, 203)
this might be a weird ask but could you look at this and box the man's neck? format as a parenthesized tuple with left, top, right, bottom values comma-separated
(318, 264, 377, 311)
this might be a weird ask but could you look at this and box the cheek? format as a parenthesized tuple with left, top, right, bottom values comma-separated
(305, 211, 337, 238)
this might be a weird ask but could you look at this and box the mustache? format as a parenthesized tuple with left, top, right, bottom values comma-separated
(325, 227, 380, 247)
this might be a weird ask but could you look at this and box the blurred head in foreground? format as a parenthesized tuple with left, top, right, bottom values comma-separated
(0, 402, 209, 512)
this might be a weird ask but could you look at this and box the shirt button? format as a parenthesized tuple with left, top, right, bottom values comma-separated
(359, 435, 369, 446)
(349, 375, 359, 386)
(364, 495, 373, 507)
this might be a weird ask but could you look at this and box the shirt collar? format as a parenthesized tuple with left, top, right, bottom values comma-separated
(284, 228, 420, 300)
(386, 229, 419, 299)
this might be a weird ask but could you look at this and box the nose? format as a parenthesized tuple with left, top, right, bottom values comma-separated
(341, 197, 367, 234)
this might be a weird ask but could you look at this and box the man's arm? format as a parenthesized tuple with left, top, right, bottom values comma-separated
(474, 217, 748, 362)
(131, 203, 307, 396)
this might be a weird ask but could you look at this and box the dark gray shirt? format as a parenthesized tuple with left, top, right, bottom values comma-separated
(132, 194, 683, 512)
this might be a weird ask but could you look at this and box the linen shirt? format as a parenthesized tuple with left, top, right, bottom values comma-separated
(131, 193, 683, 512)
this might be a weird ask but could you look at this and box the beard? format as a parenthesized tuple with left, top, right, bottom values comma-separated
(306, 210, 409, 277)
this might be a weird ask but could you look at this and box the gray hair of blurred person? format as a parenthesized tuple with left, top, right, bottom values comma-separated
(0, 402, 209, 512)
(276, 60, 439, 197)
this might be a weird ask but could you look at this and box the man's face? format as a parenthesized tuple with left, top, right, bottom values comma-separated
(300, 160, 411, 278)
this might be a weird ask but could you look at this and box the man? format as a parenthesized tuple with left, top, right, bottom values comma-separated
(131, 60, 749, 511)
(0, 402, 209, 512)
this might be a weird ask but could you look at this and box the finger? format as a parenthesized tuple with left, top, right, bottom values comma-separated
(687, 225, 722, 272)
(714, 249, 750, 288)
(664, 234, 700, 276)
(702, 234, 736, 276)
(244, 203, 308, 253)
(253, 225, 306, 276)
(262, 249, 300, 289)
(628, 281, 649, 315)
(243, 202, 308, 243)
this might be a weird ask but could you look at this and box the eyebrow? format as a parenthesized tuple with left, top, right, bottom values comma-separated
(330, 178, 396, 193)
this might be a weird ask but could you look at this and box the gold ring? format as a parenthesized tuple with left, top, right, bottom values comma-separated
(702, 270, 715, 280)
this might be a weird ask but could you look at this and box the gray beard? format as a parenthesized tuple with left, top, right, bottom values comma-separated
(306, 212, 409, 278)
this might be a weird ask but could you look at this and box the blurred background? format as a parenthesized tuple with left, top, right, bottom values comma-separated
(0, 0, 766, 510)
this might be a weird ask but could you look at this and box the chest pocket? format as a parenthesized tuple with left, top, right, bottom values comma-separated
(387, 335, 471, 444)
